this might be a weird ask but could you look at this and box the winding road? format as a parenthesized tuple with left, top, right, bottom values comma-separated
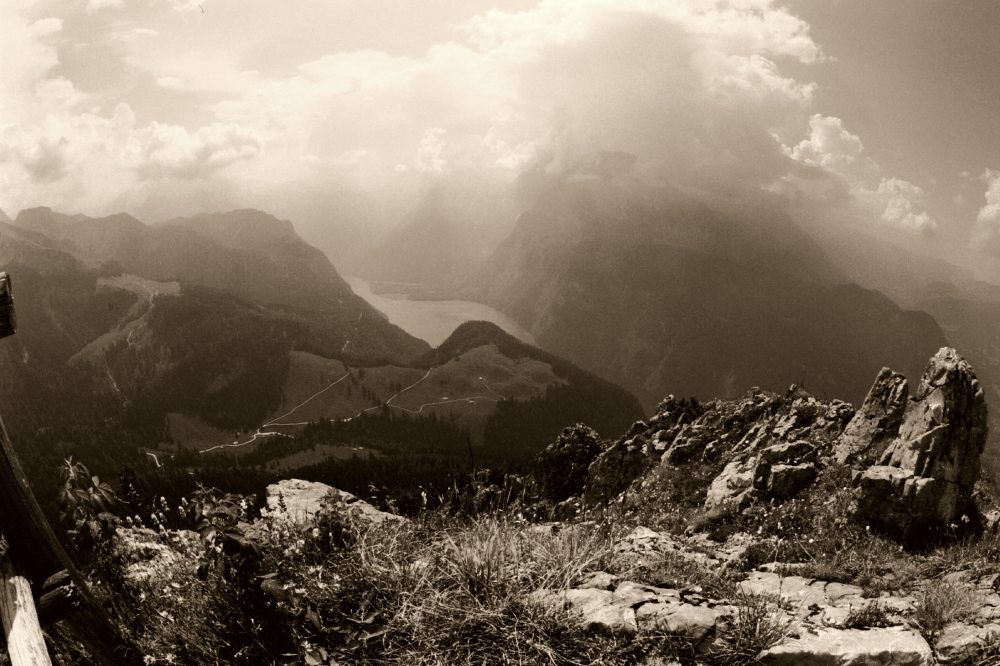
(195, 365, 509, 455)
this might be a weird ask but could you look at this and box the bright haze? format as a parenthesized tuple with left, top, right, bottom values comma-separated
(4, 0, 1000, 280)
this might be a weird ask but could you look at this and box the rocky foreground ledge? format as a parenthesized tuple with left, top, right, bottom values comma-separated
(530, 524, 1000, 665)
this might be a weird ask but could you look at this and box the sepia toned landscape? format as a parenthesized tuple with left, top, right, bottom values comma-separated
(2, 1, 1000, 664)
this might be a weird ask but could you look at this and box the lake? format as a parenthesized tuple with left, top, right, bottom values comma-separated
(346, 276, 536, 347)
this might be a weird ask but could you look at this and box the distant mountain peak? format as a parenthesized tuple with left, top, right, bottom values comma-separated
(162, 209, 296, 249)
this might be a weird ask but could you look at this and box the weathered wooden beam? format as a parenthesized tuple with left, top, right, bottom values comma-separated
(0, 273, 15, 340)
(0, 557, 52, 666)
(0, 273, 138, 664)
(37, 570, 78, 626)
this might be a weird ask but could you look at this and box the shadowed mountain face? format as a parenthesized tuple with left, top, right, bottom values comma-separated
(0, 209, 428, 505)
(470, 176, 948, 410)
(0, 210, 645, 509)
(16, 207, 353, 313)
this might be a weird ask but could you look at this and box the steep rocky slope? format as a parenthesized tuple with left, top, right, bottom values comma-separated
(577, 347, 991, 537)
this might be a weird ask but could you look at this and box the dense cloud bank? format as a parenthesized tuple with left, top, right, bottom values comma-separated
(1, 0, 998, 277)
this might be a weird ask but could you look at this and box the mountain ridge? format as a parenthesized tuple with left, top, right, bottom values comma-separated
(467, 175, 949, 410)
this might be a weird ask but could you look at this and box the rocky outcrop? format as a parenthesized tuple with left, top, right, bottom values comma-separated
(531, 575, 734, 652)
(758, 627, 934, 665)
(705, 438, 823, 509)
(582, 432, 656, 505)
(265, 479, 404, 525)
(583, 388, 854, 510)
(856, 348, 988, 539)
(835, 367, 909, 464)
(578, 347, 989, 548)
(540, 525, 1000, 664)
(705, 459, 756, 510)
(583, 398, 707, 506)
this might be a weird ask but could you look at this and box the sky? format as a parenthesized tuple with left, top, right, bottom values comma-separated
(3, 0, 1000, 274)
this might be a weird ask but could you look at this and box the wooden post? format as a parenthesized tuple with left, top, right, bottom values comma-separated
(0, 273, 14, 339)
(0, 273, 138, 664)
(0, 557, 52, 666)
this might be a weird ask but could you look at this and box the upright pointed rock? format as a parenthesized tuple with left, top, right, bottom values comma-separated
(856, 348, 988, 540)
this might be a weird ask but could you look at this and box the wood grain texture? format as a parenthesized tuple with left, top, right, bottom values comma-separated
(0, 558, 52, 666)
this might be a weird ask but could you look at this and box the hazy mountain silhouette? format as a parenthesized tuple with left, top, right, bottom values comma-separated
(469, 173, 948, 409)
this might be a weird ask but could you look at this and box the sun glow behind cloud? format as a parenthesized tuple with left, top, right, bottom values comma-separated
(0, 0, 991, 260)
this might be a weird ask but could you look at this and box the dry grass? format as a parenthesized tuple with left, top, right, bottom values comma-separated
(913, 579, 978, 646)
(269, 514, 633, 664)
(843, 601, 892, 629)
(709, 589, 791, 666)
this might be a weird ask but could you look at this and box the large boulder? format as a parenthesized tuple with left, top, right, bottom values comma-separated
(834, 367, 909, 464)
(856, 348, 988, 539)
(265, 479, 404, 525)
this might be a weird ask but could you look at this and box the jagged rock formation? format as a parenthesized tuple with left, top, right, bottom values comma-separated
(584, 399, 706, 505)
(856, 348, 988, 539)
(577, 347, 991, 542)
(834, 367, 909, 465)
(582, 388, 853, 510)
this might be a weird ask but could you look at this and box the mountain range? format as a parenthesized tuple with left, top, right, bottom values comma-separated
(0, 207, 643, 508)
(352, 158, 1000, 475)
(464, 171, 946, 410)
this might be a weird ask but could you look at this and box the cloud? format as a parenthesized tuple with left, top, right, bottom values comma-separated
(30, 18, 63, 36)
(973, 169, 1000, 246)
(131, 119, 261, 178)
(155, 76, 185, 89)
(87, 0, 125, 12)
(0, 0, 947, 250)
(0, 1, 261, 216)
(783, 114, 936, 232)
(191, 0, 823, 203)
(875, 178, 935, 232)
(786, 114, 874, 181)
(169, 0, 208, 14)
(114, 27, 159, 41)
